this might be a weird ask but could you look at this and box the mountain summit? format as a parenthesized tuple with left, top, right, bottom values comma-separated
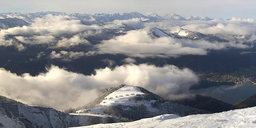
(75, 85, 207, 121)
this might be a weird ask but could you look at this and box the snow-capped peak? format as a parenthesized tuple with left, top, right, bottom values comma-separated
(99, 85, 145, 106)
(177, 30, 189, 37)
(171, 27, 189, 37)
(164, 13, 186, 20)
(74, 85, 206, 121)
(186, 16, 212, 21)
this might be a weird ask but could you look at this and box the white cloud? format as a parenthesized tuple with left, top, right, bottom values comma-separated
(50, 51, 87, 61)
(56, 34, 89, 48)
(102, 59, 116, 66)
(111, 18, 146, 28)
(15, 35, 55, 44)
(96, 29, 207, 58)
(0, 14, 97, 48)
(0, 64, 198, 110)
(182, 20, 256, 36)
(230, 17, 255, 23)
(123, 58, 136, 64)
(96, 28, 248, 58)
(92, 64, 199, 96)
(0, 66, 100, 110)
(1, 15, 86, 36)
(0, 13, 254, 57)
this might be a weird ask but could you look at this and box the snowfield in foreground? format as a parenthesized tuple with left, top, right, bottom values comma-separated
(73, 106, 256, 128)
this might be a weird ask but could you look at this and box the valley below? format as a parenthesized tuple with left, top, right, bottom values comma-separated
(0, 11, 256, 128)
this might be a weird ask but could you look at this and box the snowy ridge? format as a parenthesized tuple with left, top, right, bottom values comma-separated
(76, 85, 161, 116)
(164, 13, 186, 20)
(0, 18, 28, 29)
(150, 27, 171, 37)
(177, 29, 189, 37)
(75, 85, 207, 121)
(99, 86, 145, 106)
(0, 95, 118, 128)
(73, 106, 256, 128)
(171, 28, 190, 37)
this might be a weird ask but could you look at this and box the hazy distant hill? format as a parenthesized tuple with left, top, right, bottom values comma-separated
(172, 95, 237, 113)
(235, 94, 256, 108)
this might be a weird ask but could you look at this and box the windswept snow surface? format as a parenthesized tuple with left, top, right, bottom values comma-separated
(177, 30, 189, 37)
(74, 107, 256, 128)
(99, 85, 145, 106)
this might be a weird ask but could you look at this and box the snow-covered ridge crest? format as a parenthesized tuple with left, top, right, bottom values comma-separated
(100, 85, 145, 106)
(75, 84, 207, 121)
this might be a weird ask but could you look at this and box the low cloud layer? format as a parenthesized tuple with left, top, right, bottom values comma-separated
(93, 64, 199, 95)
(0, 13, 256, 58)
(181, 20, 256, 37)
(97, 29, 206, 57)
(0, 66, 101, 110)
(96, 28, 248, 58)
(0, 14, 96, 49)
(0, 64, 198, 110)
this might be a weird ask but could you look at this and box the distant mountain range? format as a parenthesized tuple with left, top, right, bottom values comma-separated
(1, 12, 256, 127)
(0, 18, 28, 29)
(0, 12, 212, 24)
(0, 12, 255, 77)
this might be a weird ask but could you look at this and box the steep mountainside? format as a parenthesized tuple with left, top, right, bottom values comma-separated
(0, 96, 118, 128)
(0, 18, 28, 29)
(75, 85, 207, 121)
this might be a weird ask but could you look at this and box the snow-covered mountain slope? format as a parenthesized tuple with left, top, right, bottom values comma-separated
(0, 95, 69, 128)
(150, 27, 229, 43)
(170, 28, 229, 42)
(75, 85, 207, 121)
(150, 27, 172, 38)
(0, 96, 118, 128)
(99, 86, 145, 106)
(0, 18, 28, 29)
(0, 113, 25, 128)
(73, 106, 256, 128)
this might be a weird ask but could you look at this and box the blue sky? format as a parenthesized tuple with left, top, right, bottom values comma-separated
(0, 0, 256, 18)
